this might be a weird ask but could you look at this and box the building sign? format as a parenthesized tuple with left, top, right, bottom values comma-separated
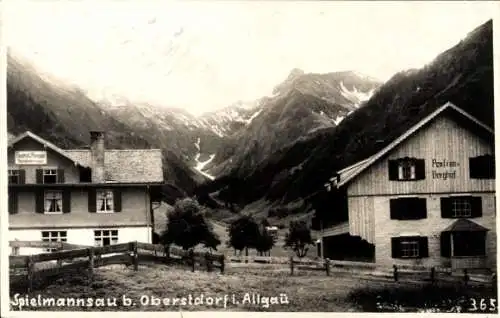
(15, 151, 47, 165)
(431, 159, 458, 180)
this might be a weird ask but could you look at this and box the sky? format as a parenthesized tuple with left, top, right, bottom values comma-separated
(4, 1, 497, 115)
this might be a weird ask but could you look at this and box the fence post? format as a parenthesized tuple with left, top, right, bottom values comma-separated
(205, 252, 212, 272)
(88, 247, 95, 282)
(463, 269, 469, 287)
(325, 258, 330, 276)
(393, 264, 398, 282)
(290, 256, 294, 276)
(190, 249, 195, 272)
(133, 241, 139, 271)
(56, 243, 64, 267)
(220, 255, 225, 274)
(26, 256, 34, 293)
(430, 267, 435, 284)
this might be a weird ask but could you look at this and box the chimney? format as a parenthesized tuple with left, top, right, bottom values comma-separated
(90, 131, 105, 183)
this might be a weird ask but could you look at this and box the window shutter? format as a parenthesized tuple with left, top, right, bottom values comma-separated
(388, 160, 399, 180)
(113, 189, 122, 212)
(485, 155, 495, 178)
(57, 169, 65, 183)
(389, 199, 401, 219)
(440, 197, 452, 218)
(471, 196, 482, 217)
(419, 236, 429, 257)
(440, 232, 451, 257)
(88, 189, 97, 213)
(62, 189, 71, 213)
(391, 237, 401, 258)
(19, 170, 26, 184)
(469, 157, 478, 178)
(416, 198, 427, 219)
(415, 159, 425, 180)
(9, 190, 18, 214)
(35, 189, 44, 213)
(36, 169, 43, 184)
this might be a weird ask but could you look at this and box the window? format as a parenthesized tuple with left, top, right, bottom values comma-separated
(469, 155, 495, 179)
(390, 197, 427, 220)
(97, 190, 114, 213)
(388, 158, 425, 181)
(399, 161, 416, 180)
(441, 196, 482, 218)
(94, 230, 118, 246)
(41, 231, 67, 252)
(391, 236, 428, 259)
(451, 197, 472, 217)
(43, 169, 58, 184)
(44, 190, 63, 214)
(8, 169, 19, 184)
(400, 240, 420, 258)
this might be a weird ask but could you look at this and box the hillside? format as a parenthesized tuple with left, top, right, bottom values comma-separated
(205, 70, 381, 177)
(6, 52, 204, 194)
(201, 19, 494, 211)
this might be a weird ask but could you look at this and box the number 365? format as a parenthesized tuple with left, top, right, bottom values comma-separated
(470, 298, 497, 311)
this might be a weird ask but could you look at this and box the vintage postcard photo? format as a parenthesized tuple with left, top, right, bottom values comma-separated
(1, 0, 498, 315)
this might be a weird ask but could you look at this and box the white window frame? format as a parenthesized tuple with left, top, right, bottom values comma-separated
(94, 229, 119, 247)
(96, 189, 114, 213)
(44, 190, 63, 214)
(41, 230, 67, 252)
(398, 161, 416, 180)
(451, 197, 472, 217)
(8, 169, 20, 184)
(400, 240, 420, 258)
(43, 168, 58, 184)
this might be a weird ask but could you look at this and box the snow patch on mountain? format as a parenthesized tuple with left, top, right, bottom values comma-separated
(193, 137, 215, 180)
(333, 115, 345, 125)
(339, 81, 375, 107)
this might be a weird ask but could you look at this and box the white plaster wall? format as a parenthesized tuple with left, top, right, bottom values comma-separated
(9, 226, 152, 255)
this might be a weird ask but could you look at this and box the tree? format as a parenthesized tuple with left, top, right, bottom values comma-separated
(160, 198, 220, 252)
(284, 220, 313, 258)
(255, 228, 275, 256)
(227, 215, 260, 257)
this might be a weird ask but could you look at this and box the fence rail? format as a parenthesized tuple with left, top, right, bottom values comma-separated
(9, 240, 225, 292)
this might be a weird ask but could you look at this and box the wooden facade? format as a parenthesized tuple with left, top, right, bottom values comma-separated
(321, 103, 496, 270)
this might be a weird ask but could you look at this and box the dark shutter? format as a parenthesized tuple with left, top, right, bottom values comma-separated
(57, 169, 65, 183)
(440, 232, 451, 257)
(469, 157, 478, 178)
(18, 170, 26, 184)
(9, 190, 18, 214)
(391, 237, 401, 258)
(389, 199, 401, 219)
(415, 159, 425, 180)
(471, 196, 482, 217)
(113, 189, 122, 212)
(36, 169, 43, 184)
(35, 189, 44, 213)
(419, 236, 429, 257)
(416, 198, 427, 219)
(62, 189, 71, 213)
(440, 197, 452, 218)
(88, 189, 97, 213)
(388, 160, 399, 180)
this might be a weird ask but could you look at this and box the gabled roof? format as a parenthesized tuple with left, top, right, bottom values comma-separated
(336, 102, 494, 188)
(442, 219, 489, 232)
(8, 131, 89, 168)
(65, 149, 164, 183)
(9, 131, 164, 183)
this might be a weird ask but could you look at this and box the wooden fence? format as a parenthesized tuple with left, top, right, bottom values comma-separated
(9, 241, 225, 292)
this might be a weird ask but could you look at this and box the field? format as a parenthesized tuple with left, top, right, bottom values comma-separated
(9, 262, 497, 312)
